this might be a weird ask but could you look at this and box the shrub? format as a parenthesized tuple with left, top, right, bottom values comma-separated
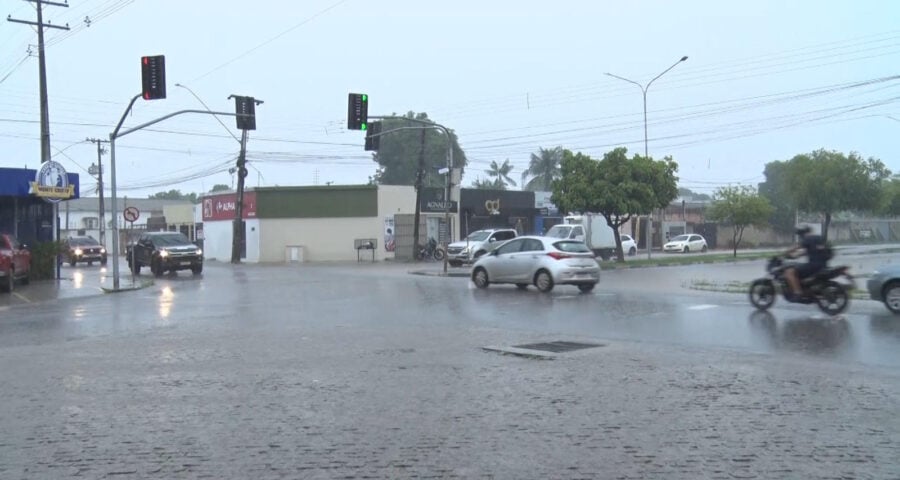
(29, 241, 63, 280)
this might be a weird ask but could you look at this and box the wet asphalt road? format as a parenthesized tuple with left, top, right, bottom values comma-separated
(3, 257, 900, 368)
(1, 258, 899, 478)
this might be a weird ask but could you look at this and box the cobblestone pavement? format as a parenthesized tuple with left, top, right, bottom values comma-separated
(0, 263, 898, 479)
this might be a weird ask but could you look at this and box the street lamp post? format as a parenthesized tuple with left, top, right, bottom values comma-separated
(606, 55, 688, 260)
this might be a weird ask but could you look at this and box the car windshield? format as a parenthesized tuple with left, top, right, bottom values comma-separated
(546, 226, 572, 238)
(670, 235, 690, 242)
(465, 231, 491, 242)
(151, 233, 192, 246)
(553, 241, 591, 253)
(69, 237, 99, 246)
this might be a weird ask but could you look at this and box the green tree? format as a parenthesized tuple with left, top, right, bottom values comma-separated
(369, 112, 467, 187)
(149, 189, 197, 203)
(521, 147, 563, 191)
(677, 187, 711, 201)
(551, 147, 679, 262)
(707, 185, 774, 257)
(878, 177, 900, 216)
(757, 161, 796, 234)
(784, 149, 889, 240)
(470, 177, 502, 189)
(209, 184, 230, 192)
(485, 159, 516, 190)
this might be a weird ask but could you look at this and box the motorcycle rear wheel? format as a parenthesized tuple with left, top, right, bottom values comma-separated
(816, 280, 849, 315)
(749, 279, 776, 311)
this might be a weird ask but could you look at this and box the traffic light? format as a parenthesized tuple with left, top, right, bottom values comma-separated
(364, 121, 382, 151)
(233, 96, 257, 130)
(141, 55, 166, 100)
(347, 93, 368, 130)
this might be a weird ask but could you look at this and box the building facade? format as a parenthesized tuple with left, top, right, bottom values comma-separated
(0, 166, 79, 244)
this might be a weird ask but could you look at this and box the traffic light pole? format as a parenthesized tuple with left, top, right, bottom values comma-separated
(107, 104, 243, 291)
(369, 116, 454, 274)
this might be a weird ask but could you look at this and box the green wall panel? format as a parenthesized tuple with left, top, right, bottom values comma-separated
(255, 186, 378, 218)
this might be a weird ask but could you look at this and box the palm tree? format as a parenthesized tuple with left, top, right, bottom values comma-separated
(486, 159, 517, 190)
(521, 146, 563, 191)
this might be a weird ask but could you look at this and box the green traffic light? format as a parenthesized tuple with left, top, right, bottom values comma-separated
(362, 94, 367, 102)
(361, 123, 367, 130)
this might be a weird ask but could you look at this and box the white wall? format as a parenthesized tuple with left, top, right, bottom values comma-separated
(259, 217, 389, 262)
(201, 219, 260, 262)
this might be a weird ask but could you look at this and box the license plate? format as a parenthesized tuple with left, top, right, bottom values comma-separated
(181, 261, 192, 266)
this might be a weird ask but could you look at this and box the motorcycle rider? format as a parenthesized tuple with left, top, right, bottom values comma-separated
(784, 225, 830, 301)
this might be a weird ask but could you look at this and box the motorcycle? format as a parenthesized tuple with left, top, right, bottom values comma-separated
(417, 238, 446, 262)
(749, 255, 854, 315)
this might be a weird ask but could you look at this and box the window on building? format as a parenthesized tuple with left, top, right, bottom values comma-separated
(83, 217, 99, 229)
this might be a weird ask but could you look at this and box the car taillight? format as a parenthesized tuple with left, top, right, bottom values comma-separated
(547, 252, 571, 260)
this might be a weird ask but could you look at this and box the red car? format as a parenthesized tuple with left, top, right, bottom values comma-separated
(0, 233, 31, 293)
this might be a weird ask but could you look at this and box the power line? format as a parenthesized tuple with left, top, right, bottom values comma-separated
(190, 0, 351, 83)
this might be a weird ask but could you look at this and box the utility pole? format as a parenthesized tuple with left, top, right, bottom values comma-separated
(227, 94, 262, 264)
(8, 0, 70, 165)
(86, 137, 109, 246)
(412, 127, 427, 260)
(231, 129, 249, 264)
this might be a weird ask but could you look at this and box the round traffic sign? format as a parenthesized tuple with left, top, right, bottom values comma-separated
(123, 206, 140, 223)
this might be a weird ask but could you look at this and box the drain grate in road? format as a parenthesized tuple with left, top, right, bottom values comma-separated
(511, 341, 604, 353)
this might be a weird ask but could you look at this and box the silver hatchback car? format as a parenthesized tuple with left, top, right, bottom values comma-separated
(470, 236, 600, 293)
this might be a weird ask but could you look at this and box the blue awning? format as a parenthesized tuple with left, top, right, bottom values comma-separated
(0, 167, 80, 198)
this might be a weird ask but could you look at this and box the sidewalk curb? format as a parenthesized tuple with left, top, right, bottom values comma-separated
(409, 270, 470, 278)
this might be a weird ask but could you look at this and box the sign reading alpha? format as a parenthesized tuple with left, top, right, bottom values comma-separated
(30, 160, 75, 203)
(202, 191, 257, 221)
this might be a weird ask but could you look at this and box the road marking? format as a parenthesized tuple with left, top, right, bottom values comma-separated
(12, 292, 30, 303)
(687, 304, 718, 310)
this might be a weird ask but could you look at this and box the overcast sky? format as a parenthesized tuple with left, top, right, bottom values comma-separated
(2, 0, 899, 198)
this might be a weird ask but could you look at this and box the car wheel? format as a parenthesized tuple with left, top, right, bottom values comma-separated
(472, 267, 490, 289)
(70, 260, 77, 267)
(534, 270, 554, 292)
(515, 283, 528, 290)
(191, 264, 203, 275)
(4, 269, 14, 293)
(701, 245, 708, 253)
(578, 283, 595, 293)
(683, 246, 690, 253)
(130, 262, 141, 275)
(101, 257, 108, 266)
(628, 247, 636, 256)
(21, 272, 29, 285)
(88, 261, 93, 266)
(883, 281, 900, 314)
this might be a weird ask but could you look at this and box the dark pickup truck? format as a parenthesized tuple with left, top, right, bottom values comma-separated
(127, 232, 203, 277)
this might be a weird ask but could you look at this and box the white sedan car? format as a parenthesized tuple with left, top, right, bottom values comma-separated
(470, 236, 600, 293)
(663, 234, 708, 253)
(620, 234, 637, 256)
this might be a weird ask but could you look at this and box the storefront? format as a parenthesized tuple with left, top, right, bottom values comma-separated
(459, 188, 539, 238)
(0, 164, 80, 244)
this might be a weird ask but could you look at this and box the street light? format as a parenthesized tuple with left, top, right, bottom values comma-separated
(606, 55, 688, 259)
(175, 83, 241, 143)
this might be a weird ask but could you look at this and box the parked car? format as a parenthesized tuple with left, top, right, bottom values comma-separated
(470, 235, 600, 293)
(663, 234, 708, 253)
(0, 233, 31, 293)
(867, 264, 900, 314)
(127, 232, 203, 277)
(446, 228, 517, 267)
(620, 234, 637, 256)
(62, 235, 107, 266)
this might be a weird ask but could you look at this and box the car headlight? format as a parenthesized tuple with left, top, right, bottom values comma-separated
(159, 250, 169, 258)
(74, 248, 83, 255)
(100, 248, 106, 254)
(196, 249, 203, 256)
